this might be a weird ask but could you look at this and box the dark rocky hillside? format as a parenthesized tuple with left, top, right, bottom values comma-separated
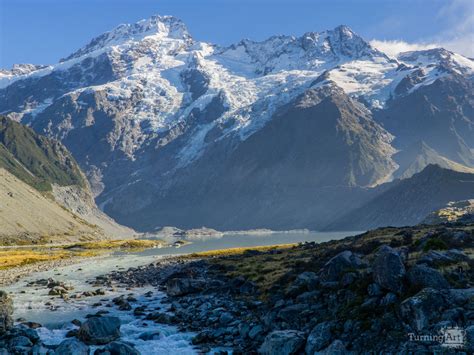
(326, 165, 474, 230)
(0, 116, 85, 191)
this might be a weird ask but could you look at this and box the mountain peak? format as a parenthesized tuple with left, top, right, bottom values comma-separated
(325, 25, 386, 59)
(62, 15, 191, 62)
(333, 24, 356, 37)
(299, 25, 386, 60)
(398, 47, 474, 75)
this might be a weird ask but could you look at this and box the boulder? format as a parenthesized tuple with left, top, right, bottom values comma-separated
(316, 339, 347, 354)
(0, 291, 13, 334)
(78, 316, 121, 345)
(400, 288, 445, 331)
(8, 335, 33, 348)
(407, 265, 450, 290)
(31, 344, 51, 354)
(305, 321, 333, 353)
(259, 330, 305, 355)
(219, 312, 233, 325)
(144, 312, 177, 324)
(165, 278, 205, 296)
(94, 341, 140, 355)
(417, 251, 455, 267)
(319, 251, 364, 282)
(277, 304, 307, 323)
(48, 287, 68, 296)
(138, 331, 161, 341)
(54, 338, 89, 355)
(249, 324, 264, 339)
(372, 246, 406, 294)
(294, 272, 320, 290)
(448, 288, 474, 306)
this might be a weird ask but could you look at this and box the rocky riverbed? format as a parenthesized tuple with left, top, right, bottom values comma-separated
(0, 224, 473, 354)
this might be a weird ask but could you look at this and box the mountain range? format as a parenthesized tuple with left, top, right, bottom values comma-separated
(1, 15, 473, 231)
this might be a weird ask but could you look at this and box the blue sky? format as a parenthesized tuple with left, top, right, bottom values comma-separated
(1, 0, 473, 68)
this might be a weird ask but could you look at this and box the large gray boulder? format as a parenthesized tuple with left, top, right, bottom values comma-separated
(54, 338, 89, 355)
(400, 288, 445, 331)
(78, 316, 121, 345)
(0, 291, 13, 334)
(319, 251, 364, 282)
(372, 246, 406, 293)
(165, 278, 206, 296)
(407, 265, 450, 289)
(259, 330, 305, 355)
(305, 321, 333, 353)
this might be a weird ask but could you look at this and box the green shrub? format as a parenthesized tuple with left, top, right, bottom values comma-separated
(423, 237, 448, 252)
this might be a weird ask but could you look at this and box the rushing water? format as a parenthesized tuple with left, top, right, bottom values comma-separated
(4, 230, 360, 353)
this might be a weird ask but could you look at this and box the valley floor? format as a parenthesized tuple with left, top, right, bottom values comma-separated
(0, 224, 472, 353)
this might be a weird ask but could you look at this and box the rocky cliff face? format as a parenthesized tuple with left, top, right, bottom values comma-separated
(1, 15, 473, 231)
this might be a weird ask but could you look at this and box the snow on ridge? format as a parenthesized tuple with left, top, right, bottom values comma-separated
(398, 48, 474, 75)
(2, 18, 473, 167)
(62, 15, 192, 62)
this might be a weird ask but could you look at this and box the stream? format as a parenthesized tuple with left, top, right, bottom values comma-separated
(4, 230, 359, 354)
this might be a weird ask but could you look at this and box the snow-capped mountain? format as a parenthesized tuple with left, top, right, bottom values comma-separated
(1, 15, 473, 231)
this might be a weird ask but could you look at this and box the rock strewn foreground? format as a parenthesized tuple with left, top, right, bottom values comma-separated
(99, 223, 474, 353)
(0, 223, 472, 354)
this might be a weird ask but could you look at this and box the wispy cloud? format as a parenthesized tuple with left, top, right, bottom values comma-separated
(434, 0, 474, 57)
(370, 0, 473, 58)
(370, 40, 438, 57)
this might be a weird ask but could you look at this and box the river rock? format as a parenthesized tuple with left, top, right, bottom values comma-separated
(305, 321, 333, 353)
(55, 338, 89, 355)
(0, 292, 13, 334)
(94, 341, 140, 355)
(78, 316, 121, 345)
(9, 335, 33, 348)
(138, 331, 161, 341)
(372, 246, 406, 294)
(406, 265, 450, 290)
(259, 330, 305, 355)
(48, 286, 68, 296)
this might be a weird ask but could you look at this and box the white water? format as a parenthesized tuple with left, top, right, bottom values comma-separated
(4, 230, 360, 353)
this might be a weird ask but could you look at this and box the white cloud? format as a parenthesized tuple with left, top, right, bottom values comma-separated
(370, 40, 439, 57)
(370, 0, 474, 58)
